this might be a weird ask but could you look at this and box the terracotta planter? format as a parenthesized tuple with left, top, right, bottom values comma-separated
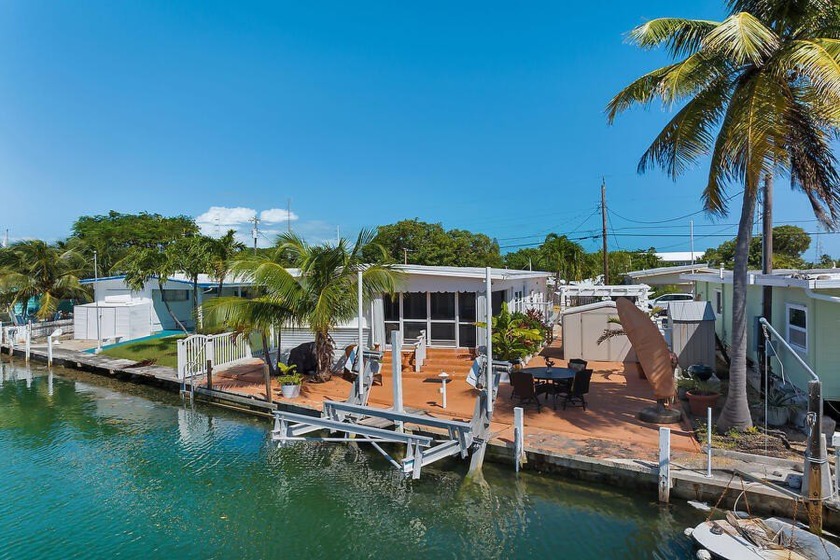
(686, 390, 719, 416)
(281, 384, 301, 399)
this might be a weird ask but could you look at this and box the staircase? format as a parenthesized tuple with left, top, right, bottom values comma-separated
(380, 347, 475, 378)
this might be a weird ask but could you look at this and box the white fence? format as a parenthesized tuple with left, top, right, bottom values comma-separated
(410, 330, 427, 372)
(176, 332, 253, 381)
(28, 319, 74, 340)
(508, 297, 554, 318)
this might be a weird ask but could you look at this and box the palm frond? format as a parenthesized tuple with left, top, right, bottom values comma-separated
(703, 12, 780, 65)
(628, 18, 719, 57)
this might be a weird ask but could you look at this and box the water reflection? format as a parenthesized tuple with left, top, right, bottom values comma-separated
(0, 358, 701, 559)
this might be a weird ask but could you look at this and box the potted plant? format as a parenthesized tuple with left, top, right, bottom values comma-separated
(686, 380, 720, 416)
(477, 303, 543, 365)
(277, 363, 302, 399)
(766, 390, 795, 427)
(677, 377, 695, 401)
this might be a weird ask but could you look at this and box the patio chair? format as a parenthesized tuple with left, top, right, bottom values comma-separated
(560, 369, 592, 411)
(568, 358, 587, 372)
(509, 371, 541, 412)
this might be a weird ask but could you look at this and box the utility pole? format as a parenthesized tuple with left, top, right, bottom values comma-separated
(2, 228, 7, 248)
(601, 178, 609, 285)
(690, 220, 695, 264)
(761, 174, 773, 381)
(250, 215, 260, 255)
(403, 248, 409, 265)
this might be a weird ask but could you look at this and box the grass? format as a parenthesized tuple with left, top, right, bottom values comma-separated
(101, 334, 185, 369)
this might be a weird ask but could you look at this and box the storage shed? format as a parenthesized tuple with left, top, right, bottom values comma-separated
(665, 301, 716, 369)
(74, 296, 152, 342)
(561, 301, 635, 362)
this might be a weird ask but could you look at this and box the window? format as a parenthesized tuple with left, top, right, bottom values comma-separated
(403, 293, 427, 320)
(786, 304, 808, 352)
(162, 289, 189, 302)
(714, 289, 723, 315)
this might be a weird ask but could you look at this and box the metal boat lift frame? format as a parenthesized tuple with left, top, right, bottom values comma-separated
(271, 267, 507, 479)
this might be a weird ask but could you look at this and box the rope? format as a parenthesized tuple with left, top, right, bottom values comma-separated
(706, 472, 737, 522)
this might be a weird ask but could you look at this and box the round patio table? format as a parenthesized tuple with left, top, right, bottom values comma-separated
(520, 366, 575, 382)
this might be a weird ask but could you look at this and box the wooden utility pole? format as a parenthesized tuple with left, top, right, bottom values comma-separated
(601, 179, 609, 285)
(760, 175, 773, 380)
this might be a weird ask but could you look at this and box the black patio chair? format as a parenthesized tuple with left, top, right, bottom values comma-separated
(509, 371, 541, 412)
(561, 369, 593, 411)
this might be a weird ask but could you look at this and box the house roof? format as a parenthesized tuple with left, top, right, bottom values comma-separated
(666, 301, 715, 322)
(655, 251, 706, 262)
(626, 263, 715, 279)
(394, 264, 551, 280)
(682, 268, 840, 289)
(81, 265, 550, 289)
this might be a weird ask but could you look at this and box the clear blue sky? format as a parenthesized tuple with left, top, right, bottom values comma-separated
(1, 1, 836, 259)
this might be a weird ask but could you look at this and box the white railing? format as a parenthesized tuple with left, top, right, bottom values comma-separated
(412, 330, 427, 372)
(508, 297, 554, 317)
(28, 319, 74, 340)
(176, 332, 252, 381)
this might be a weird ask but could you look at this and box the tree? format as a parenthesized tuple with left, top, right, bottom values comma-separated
(206, 230, 246, 294)
(165, 236, 213, 325)
(607, 2, 840, 431)
(0, 240, 90, 320)
(231, 230, 401, 382)
(705, 225, 811, 269)
(368, 219, 503, 267)
(115, 247, 189, 333)
(71, 211, 198, 275)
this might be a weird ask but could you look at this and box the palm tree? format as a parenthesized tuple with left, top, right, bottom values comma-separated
(607, 0, 840, 430)
(219, 230, 400, 382)
(207, 230, 245, 294)
(166, 236, 213, 324)
(0, 240, 89, 321)
(115, 247, 189, 333)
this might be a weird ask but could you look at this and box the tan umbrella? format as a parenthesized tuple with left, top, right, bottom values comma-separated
(617, 297, 675, 401)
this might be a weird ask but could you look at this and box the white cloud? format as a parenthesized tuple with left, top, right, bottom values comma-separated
(260, 208, 299, 223)
(195, 206, 257, 229)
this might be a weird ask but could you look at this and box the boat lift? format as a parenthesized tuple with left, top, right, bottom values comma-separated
(271, 267, 508, 479)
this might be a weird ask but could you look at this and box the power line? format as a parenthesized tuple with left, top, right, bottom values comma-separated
(607, 190, 746, 225)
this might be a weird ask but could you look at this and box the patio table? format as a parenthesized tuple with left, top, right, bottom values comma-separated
(520, 367, 576, 410)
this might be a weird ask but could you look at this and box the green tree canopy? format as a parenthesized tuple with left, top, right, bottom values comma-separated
(704, 225, 811, 269)
(71, 211, 198, 275)
(366, 219, 503, 267)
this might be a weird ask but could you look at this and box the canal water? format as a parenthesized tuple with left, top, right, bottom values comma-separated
(0, 359, 703, 559)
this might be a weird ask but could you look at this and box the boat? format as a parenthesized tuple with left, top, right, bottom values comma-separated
(689, 512, 840, 559)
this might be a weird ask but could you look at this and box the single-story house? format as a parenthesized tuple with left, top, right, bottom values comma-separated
(655, 251, 706, 266)
(75, 265, 552, 352)
(683, 268, 840, 400)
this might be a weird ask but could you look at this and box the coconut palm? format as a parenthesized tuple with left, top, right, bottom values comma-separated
(115, 247, 190, 333)
(219, 230, 401, 382)
(607, 0, 840, 431)
(207, 229, 245, 294)
(0, 240, 89, 321)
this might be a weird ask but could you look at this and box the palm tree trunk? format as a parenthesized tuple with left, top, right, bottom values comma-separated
(159, 281, 189, 334)
(314, 330, 334, 382)
(261, 331, 275, 375)
(717, 190, 757, 432)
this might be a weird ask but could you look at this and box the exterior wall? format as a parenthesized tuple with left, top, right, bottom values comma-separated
(561, 303, 634, 362)
(814, 290, 840, 400)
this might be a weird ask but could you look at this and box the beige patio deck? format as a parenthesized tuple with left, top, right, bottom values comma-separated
(210, 342, 700, 461)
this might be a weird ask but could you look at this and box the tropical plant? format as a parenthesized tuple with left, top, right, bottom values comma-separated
(0, 240, 90, 320)
(115, 247, 189, 333)
(166, 236, 213, 323)
(479, 303, 544, 362)
(211, 230, 401, 382)
(607, 0, 840, 431)
(206, 229, 246, 293)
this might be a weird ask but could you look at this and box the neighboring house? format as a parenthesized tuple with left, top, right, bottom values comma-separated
(683, 268, 840, 400)
(626, 263, 715, 293)
(75, 265, 552, 352)
(655, 251, 706, 266)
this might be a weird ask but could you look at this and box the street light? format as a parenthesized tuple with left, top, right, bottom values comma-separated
(94, 250, 102, 354)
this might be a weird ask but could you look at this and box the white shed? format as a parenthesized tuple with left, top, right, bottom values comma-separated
(74, 296, 152, 342)
(561, 301, 636, 362)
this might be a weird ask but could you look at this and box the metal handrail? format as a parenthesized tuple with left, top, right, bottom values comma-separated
(758, 317, 819, 381)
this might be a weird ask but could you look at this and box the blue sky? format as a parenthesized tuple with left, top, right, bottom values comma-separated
(1, 1, 836, 259)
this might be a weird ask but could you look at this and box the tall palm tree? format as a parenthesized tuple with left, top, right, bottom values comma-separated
(207, 229, 245, 294)
(607, 0, 840, 430)
(115, 247, 189, 333)
(166, 236, 213, 323)
(0, 240, 89, 321)
(218, 230, 401, 382)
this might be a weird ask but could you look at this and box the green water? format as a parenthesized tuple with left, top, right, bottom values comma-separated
(0, 359, 703, 559)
